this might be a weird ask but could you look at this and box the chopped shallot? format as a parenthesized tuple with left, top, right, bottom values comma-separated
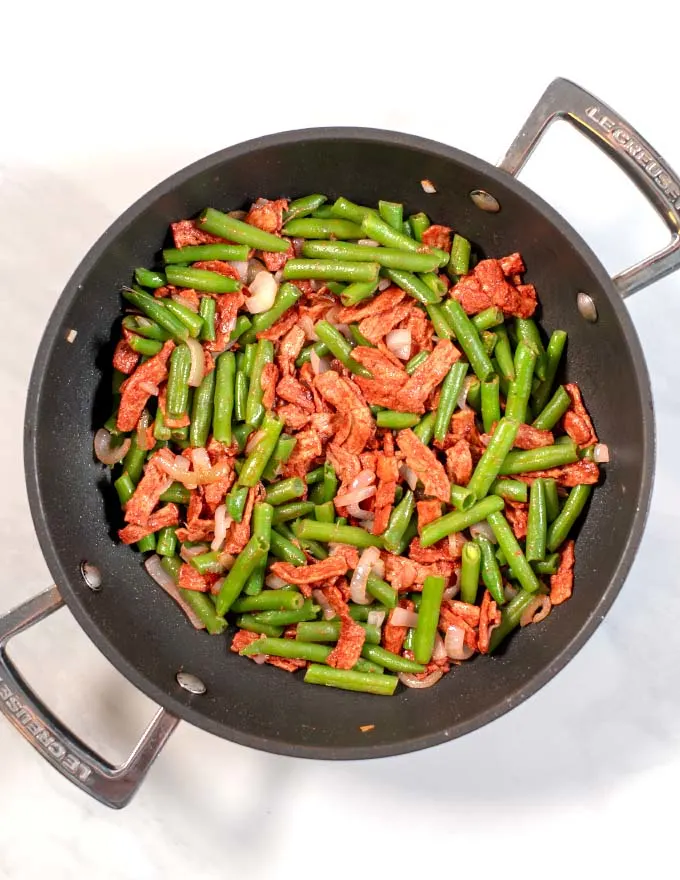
(144, 555, 205, 630)
(420, 179, 437, 193)
(211, 504, 232, 551)
(390, 607, 419, 628)
(180, 543, 210, 562)
(400, 464, 418, 491)
(445, 625, 474, 660)
(265, 574, 289, 590)
(186, 337, 205, 387)
(310, 349, 330, 375)
(246, 271, 278, 314)
(350, 546, 380, 605)
(593, 443, 610, 463)
(469, 521, 497, 543)
(399, 669, 443, 688)
(367, 610, 386, 627)
(335, 485, 376, 508)
(386, 329, 412, 360)
(313, 588, 336, 620)
(520, 595, 552, 627)
(93, 428, 130, 465)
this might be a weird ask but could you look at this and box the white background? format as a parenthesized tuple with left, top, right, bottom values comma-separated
(2, 2, 679, 878)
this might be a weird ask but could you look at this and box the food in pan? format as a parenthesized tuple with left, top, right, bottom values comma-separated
(95, 193, 607, 695)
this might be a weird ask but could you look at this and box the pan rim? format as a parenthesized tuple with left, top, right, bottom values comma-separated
(23, 126, 655, 759)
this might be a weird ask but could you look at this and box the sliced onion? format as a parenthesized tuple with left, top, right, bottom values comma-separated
(228, 209, 247, 220)
(367, 609, 386, 627)
(245, 258, 266, 283)
(292, 237, 305, 257)
(432, 632, 447, 662)
(186, 337, 205, 387)
(211, 576, 224, 596)
(230, 260, 249, 282)
(191, 448, 211, 471)
(445, 625, 474, 660)
(313, 588, 336, 620)
(399, 669, 443, 689)
(335, 485, 376, 508)
(245, 429, 265, 454)
(211, 504, 232, 551)
(252, 651, 267, 665)
(390, 607, 419, 628)
(144, 555, 205, 630)
(378, 278, 391, 291)
(298, 315, 318, 340)
(593, 443, 610, 463)
(358, 515, 375, 531)
(443, 583, 460, 600)
(246, 271, 278, 314)
(93, 428, 130, 465)
(265, 574, 289, 590)
(357, 238, 380, 247)
(136, 409, 153, 451)
(350, 546, 380, 605)
(469, 521, 497, 543)
(386, 329, 412, 360)
(504, 583, 518, 601)
(371, 557, 385, 579)
(399, 464, 418, 491)
(180, 543, 210, 562)
(457, 375, 476, 410)
(420, 179, 437, 193)
(310, 349, 330, 375)
(171, 291, 200, 313)
(520, 595, 552, 627)
(218, 551, 236, 570)
(325, 306, 351, 339)
(351, 469, 376, 490)
(448, 535, 467, 559)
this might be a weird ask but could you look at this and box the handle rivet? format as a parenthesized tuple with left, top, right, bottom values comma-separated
(80, 561, 102, 591)
(469, 189, 500, 212)
(577, 292, 598, 322)
(176, 672, 206, 695)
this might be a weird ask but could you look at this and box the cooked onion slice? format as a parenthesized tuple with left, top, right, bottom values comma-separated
(310, 349, 330, 375)
(367, 609, 386, 627)
(399, 669, 443, 689)
(335, 485, 376, 508)
(186, 337, 205, 387)
(390, 607, 419, 628)
(469, 521, 496, 543)
(386, 329, 412, 360)
(420, 179, 437, 193)
(593, 443, 609, 463)
(445, 625, 474, 660)
(313, 588, 336, 620)
(211, 504, 232, 551)
(144, 555, 205, 630)
(171, 291, 199, 313)
(520, 595, 552, 627)
(93, 428, 130, 465)
(350, 546, 380, 605)
(246, 270, 278, 314)
(399, 464, 418, 491)
(265, 574, 289, 590)
(180, 543, 210, 562)
(432, 632, 447, 662)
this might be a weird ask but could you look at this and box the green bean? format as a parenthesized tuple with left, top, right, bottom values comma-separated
(329, 197, 376, 224)
(420, 495, 504, 547)
(425, 303, 454, 340)
(305, 466, 325, 485)
(308, 460, 338, 505)
(240, 283, 302, 344)
(421, 272, 449, 298)
(314, 320, 371, 377)
(240, 637, 365, 668)
(283, 194, 327, 222)
(234, 615, 283, 637)
(394, 514, 418, 556)
(361, 212, 445, 260)
(413, 575, 446, 664)
(314, 501, 335, 523)
(188, 367, 215, 448)
(505, 343, 536, 423)
(158, 483, 190, 505)
(168, 587, 223, 635)
(295, 535, 328, 561)
(135, 533, 155, 553)
(304, 664, 397, 696)
(450, 234, 471, 276)
(340, 280, 379, 307)
(197, 296, 216, 342)
(229, 315, 251, 344)
(366, 573, 398, 608)
(460, 541, 481, 605)
(310, 204, 334, 219)
(269, 529, 307, 565)
(114, 472, 134, 506)
(265, 477, 305, 506)
(223, 486, 247, 525)
(243, 503, 273, 597)
(547, 484, 591, 552)
(233, 370, 248, 423)
(348, 603, 388, 621)
(413, 411, 436, 445)
(164, 264, 240, 295)
(166, 344, 191, 418)
(376, 411, 420, 429)
(167, 245, 252, 268)
(250, 599, 319, 627)
(272, 501, 315, 524)
(283, 259, 380, 283)
(526, 479, 547, 562)
(245, 339, 274, 427)
(239, 413, 283, 487)
(486, 511, 541, 593)
(434, 361, 469, 443)
(295, 341, 330, 367)
(154, 526, 177, 558)
(409, 212, 430, 241)
(467, 418, 519, 500)
(515, 318, 546, 380)
(485, 588, 535, 652)
(154, 406, 172, 442)
(349, 324, 374, 348)
(476, 535, 505, 604)
(376, 200, 402, 230)
(440, 299, 494, 380)
(450, 485, 476, 511)
(283, 218, 364, 239)
(261, 435, 297, 482)
(210, 351, 235, 444)
(361, 644, 425, 674)
(532, 385, 571, 431)
(122, 315, 171, 341)
(233, 590, 305, 614)
(120, 435, 146, 486)
(296, 620, 381, 644)
(532, 330, 567, 413)
(533, 553, 561, 575)
(134, 267, 166, 289)
(406, 351, 428, 375)
(293, 519, 383, 549)
(472, 307, 504, 331)
(126, 334, 162, 356)
(500, 441, 578, 475)
(481, 330, 497, 356)
(544, 478, 560, 522)
(189, 550, 226, 576)
(383, 490, 415, 553)
(122, 288, 189, 341)
(300, 240, 442, 273)
(215, 535, 269, 616)
(382, 268, 441, 305)
(490, 479, 528, 503)
(198, 207, 289, 252)
(162, 299, 204, 338)
(492, 325, 515, 382)
(481, 374, 501, 434)
(495, 546, 507, 566)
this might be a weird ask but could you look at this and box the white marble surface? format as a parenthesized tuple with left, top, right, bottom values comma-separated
(2, 3, 680, 878)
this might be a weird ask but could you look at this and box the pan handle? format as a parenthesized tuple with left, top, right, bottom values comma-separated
(0, 586, 179, 809)
(499, 77, 680, 298)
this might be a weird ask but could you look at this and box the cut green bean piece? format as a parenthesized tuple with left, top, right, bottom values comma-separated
(361, 213, 446, 262)
(212, 351, 235, 444)
(348, 603, 388, 621)
(366, 573, 398, 609)
(434, 361, 469, 443)
(283, 218, 364, 239)
(413, 575, 446, 664)
(515, 318, 546, 380)
(532, 330, 567, 413)
(500, 442, 578, 475)
(233, 370, 248, 423)
(283, 259, 380, 283)
(126, 334, 162, 356)
(296, 620, 380, 644)
(547, 484, 592, 552)
(178, 589, 228, 635)
(122, 315, 171, 341)
(283, 194, 327, 222)
(440, 299, 494, 380)
(460, 541, 481, 605)
(526, 479, 547, 562)
(240, 637, 378, 672)
(493, 325, 515, 382)
(349, 323, 374, 348)
(505, 343, 537, 424)
(265, 477, 306, 506)
(382, 268, 441, 305)
(406, 351, 428, 375)
(472, 308, 504, 331)
(450, 485, 475, 511)
(426, 303, 454, 340)
(165, 265, 241, 294)
(293, 519, 384, 549)
(490, 479, 528, 503)
(450, 234, 471, 276)
(272, 501, 315, 524)
(245, 339, 274, 427)
(304, 664, 397, 696)
(250, 599, 319, 627)
(481, 330, 497, 356)
(314, 501, 335, 524)
(467, 418, 520, 501)
(239, 413, 283, 487)
(330, 197, 377, 225)
(163, 299, 204, 338)
(269, 530, 307, 566)
(300, 240, 441, 273)
(122, 288, 188, 341)
(481, 374, 501, 434)
(383, 490, 415, 554)
(409, 212, 430, 242)
(309, 460, 338, 505)
(230, 314, 252, 342)
(159, 483, 190, 504)
(476, 535, 505, 605)
(215, 535, 269, 615)
(166, 344, 191, 418)
(340, 280, 378, 307)
(187, 367, 214, 448)
(488, 589, 537, 652)
(134, 267, 166, 289)
(163, 243, 250, 264)
(136, 533, 156, 553)
(305, 466, 325, 485)
(420, 496, 505, 548)
(413, 411, 436, 445)
(378, 200, 403, 230)
(361, 644, 425, 674)
(544, 478, 560, 523)
(486, 511, 541, 593)
(314, 320, 372, 377)
(533, 385, 571, 431)
(376, 411, 420, 429)
(189, 550, 226, 576)
(198, 295, 216, 342)
(114, 472, 134, 505)
(261, 435, 297, 482)
(198, 207, 289, 252)
(241, 283, 302, 343)
(235, 615, 284, 637)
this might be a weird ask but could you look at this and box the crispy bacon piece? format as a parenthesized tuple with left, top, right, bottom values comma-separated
(512, 460, 600, 487)
(563, 383, 598, 448)
(191, 260, 240, 281)
(445, 439, 473, 485)
(505, 501, 528, 539)
(261, 239, 294, 272)
(475, 259, 523, 317)
(277, 374, 314, 412)
(409, 537, 450, 564)
(417, 499, 442, 532)
(396, 429, 450, 502)
(278, 404, 311, 431)
(383, 554, 454, 592)
(382, 598, 415, 655)
(437, 409, 482, 451)
(118, 503, 179, 544)
(358, 302, 412, 345)
(404, 303, 434, 353)
(397, 340, 460, 413)
(270, 557, 350, 598)
(443, 600, 481, 627)
(327, 616, 366, 670)
(284, 427, 322, 478)
(223, 486, 261, 555)
(452, 257, 536, 318)
(176, 491, 214, 543)
(313, 371, 375, 454)
(257, 308, 299, 341)
(373, 452, 399, 535)
(277, 325, 306, 376)
(550, 539, 575, 605)
(478, 590, 502, 654)
(328, 544, 359, 570)
(499, 252, 525, 276)
(514, 423, 554, 449)
(514, 284, 537, 319)
(178, 562, 211, 592)
(327, 444, 361, 491)
(203, 454, 235, 513)
(451, 275, 492, 314)
(421, 224, 452, 252)
(231, 630, 261, 653)
(352, 346, 409, 409)
(117, 340, 174, 432)
(335, 287, 405, 324)
(169, 288, 200, 311)
(171, 220, 227, 248)
(245, 198, 288, 234)
(113, 337, 139, 375)
(123, 450, 173, 525)
(438, 601, 479, 651)
(266, 656, 307, 672)
(260, 362, 279, 410)
(205, 291, 245, 353)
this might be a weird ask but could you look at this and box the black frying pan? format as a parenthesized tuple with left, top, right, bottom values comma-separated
(2, 79, 678, 809)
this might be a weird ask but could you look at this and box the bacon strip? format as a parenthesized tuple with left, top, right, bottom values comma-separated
(550, 540, 575, 605)
(396, 429, 450, 502)
(269, 557, 349, 597)
(117, 341, 174, 432)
